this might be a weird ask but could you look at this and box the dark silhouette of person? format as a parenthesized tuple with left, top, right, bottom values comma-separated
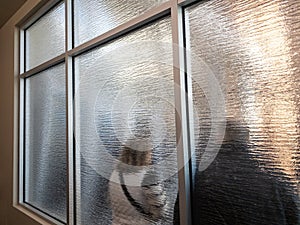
(173, 119, 299, 225)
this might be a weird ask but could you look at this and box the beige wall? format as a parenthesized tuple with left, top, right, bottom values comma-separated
(0, 0, 54, 224)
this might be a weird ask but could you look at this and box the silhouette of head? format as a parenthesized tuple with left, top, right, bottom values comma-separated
(223, 118, 249, 145)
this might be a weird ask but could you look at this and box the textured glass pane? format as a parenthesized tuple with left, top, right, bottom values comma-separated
(75, 17, 178, 225)
(74, 0, 168, 46)
(184, 1, 300, 224)
(25, 64, 67, 222)
(25, 2, 65, 70)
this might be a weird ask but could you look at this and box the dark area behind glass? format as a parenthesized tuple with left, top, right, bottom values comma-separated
(180, 0, 300, 224)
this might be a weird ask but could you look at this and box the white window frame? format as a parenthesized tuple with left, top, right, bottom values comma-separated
(15, 0, 199, 224)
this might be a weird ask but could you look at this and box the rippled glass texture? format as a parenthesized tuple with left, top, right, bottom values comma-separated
(24, 64, 67, 222)
(75, 17, 178, 225)
(73, 0, 168, 46)
(185, 1, 300, 224)
(25, 2, 65, 70)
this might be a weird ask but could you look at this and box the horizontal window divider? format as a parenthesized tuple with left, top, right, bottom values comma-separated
(68, 1, 172, 57)
(20, 53, 65, 78)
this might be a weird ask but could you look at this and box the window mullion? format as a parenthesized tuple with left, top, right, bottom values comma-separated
(171, 3, 192, 225)
(65, 0, 74, 224)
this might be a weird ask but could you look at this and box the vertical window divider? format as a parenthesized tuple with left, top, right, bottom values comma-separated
(73, 54, 81, 225)
(171, 2, 192, 225)
(65, 0, 74, 224)
(181, 5, 197, 185)
(18, 28, 25, 205)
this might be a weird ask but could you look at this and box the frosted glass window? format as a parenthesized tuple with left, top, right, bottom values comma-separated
(25, 2, 65, 70)
(75, 17, 178, 224)
(24, 64, 67, 222)
(73, 0, 168, 46)
(184, 1, 300, 224)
